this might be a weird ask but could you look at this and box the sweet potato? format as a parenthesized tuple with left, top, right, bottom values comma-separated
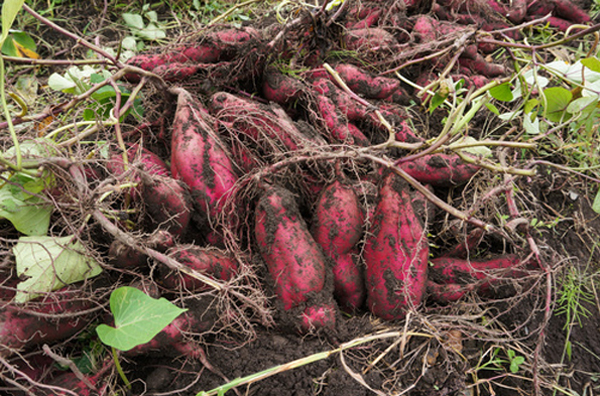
(334, 64, 402, 100)
(125, 27, 259, 81)
(364, 171, 429, 320)
(398, 153, 480, 187)
(313, 93, 353, 144)
(40, 370, 109, 396)
(311, 180, 364, 255)
(0, 289, 92, 357)
(140, 173, 192, 237)
(109, 230, 176, 269)
(343, 28, 398, 51)
(254, 186, 327, 310)
(311, 180, 365, 311)
(311, 78, 368, 121)
(107, 143, 169, 180)
(331, 251, 365, 312)
(171, 89, 238, 223)
(426, 280, 472, 303)
(300, 302, 337, 333)
(160, 246, 238, 292)
(428, 255, 527, 287)
(458, 54, 506, 77)
(262, 67, 306, 105)
(209, 92, 316, 152)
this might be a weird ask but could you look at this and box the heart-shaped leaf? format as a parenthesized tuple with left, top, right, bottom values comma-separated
(96, 287, 187, 351)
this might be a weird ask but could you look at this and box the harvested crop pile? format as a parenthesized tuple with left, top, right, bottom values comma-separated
(1, 0, 600, 395)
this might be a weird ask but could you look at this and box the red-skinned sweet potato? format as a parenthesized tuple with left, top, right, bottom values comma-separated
(458, 54, 506, 77)
(334, 64, 402, 100)
(40, 371, 109, 396)
(0, 289, 92, 357)
(262, 67, 306, 105)
(313, 93, 353, 144)
(344, 28, 398, 51)
(428, 255, 528, 287)
(254, 186, 327, 310)
(364, 171, 429, 320)
(311, 180, 365, 311)
(300, 302, 337, 333)
(140, 173, 192, 237)
(331, 251, 365, 312)
(209, 92, 317, 152)
(398, 153, 480, 187)
(171, 89, 238, 223)
(311, 180, 364, 255)
(107, 143, 169, 181)
(160, 246, 238, 292)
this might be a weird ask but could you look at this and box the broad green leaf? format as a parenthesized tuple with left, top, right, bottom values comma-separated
(581, 57, 600, 73)
(1, 0, 25, 44)
(122, 13, 145, 30)
(567, 96, 597, 113)
(137, 23, 166, 41)
(523, 98, 539, 114)
(544, 86, 572, 122)
(0, 193, 51, 235)
(14, 235, 103, 302)
(145, 10, 158, 22)
(2, 31, 39, 58)
(122, 36, 137, 51)
(485, 102, 500, 115)
(96, 287, 187, 351)
(489, 83, 513, 102)
(593, 188, 600, 214)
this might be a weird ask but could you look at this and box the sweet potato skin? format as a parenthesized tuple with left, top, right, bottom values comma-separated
(254, 186, 327, 310)
(428, 255, 525, 286)
(0, 289, 92, 357)
(161, 246, 238, 291)
(171, 89, 238, 222)
(311, 180, 364, 254)
(364, 172, 429, 320)
(398, 153, 480, 187)
(311, 181, 365, 311)
(141, 174, 192, 237)
(300, 302, 337, 333)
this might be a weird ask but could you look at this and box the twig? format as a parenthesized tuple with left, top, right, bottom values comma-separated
(42, 345, 97, 391)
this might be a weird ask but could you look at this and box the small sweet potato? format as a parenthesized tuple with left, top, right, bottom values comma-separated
(398, 153, 480, 187)
(364, 171, 429, 320)
(254, 186, 327, 310)
(141, 173, 192, 237)
(160, 246, 238, 292)
(428, 255, 527, 287)
(300, 302, 337, 333)
(344, 28, 398, 51)
(458, 54, 506, 77)
(262, 67, 306, 105)
(334, 64, 402, 100)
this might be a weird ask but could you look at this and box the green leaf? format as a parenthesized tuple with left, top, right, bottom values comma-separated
(136, 23, 166, 41)
(489, 83, 513, 102)
(485, 102, 500, 115)
(524, 98, 539, 114)
(429, 92, 447, 113)
(13, 235, 103, 303)
(567, 96, 597, 114)
(1, 37, 17, 56)
(1, 0, 25, 44)
(455, 136, 492, 158)
(592, 188, 600, 214)
(581, 57, 600, 73)
(544, 86, 572, 122)
(10, 31, 37, 53)
(122, 13, 145, 30)
(96, 287, 187, 351)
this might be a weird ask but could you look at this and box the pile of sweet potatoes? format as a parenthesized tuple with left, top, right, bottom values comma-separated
(3, 0, 592, 392)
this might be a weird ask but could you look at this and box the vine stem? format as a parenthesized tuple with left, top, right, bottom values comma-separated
(112, 347, 131, 389)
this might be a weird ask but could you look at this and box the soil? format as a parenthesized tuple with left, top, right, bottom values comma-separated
(2, 0, 600, 396)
